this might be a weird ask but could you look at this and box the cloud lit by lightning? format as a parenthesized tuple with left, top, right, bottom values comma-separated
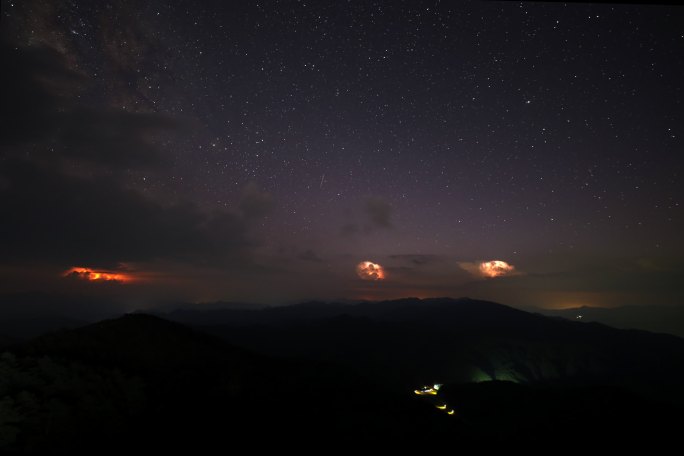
(356, 261, 386, 281)
(459, 260, 517, 279)
(478, 260, 515, 278)
(64, 267, 133, 283)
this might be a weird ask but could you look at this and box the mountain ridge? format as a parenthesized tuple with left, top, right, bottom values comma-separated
(166, 297, 684, 403)
(2, 300, 683, 451)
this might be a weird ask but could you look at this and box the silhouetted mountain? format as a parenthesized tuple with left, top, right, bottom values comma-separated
(3, 300, 684, 452)
(154, 299, 269, 316)
(535, 305, 684, 338)
(164, 299, 348, 326)
(2, 314, 451, 452)
(170, 298, 684, 404)
(20, 314, 259, 374)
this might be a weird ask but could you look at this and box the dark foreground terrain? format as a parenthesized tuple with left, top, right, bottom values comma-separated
(1, 298, 683, 451)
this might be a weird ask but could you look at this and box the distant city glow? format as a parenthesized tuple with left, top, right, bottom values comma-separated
(64, 267, 132, 283)
(479, 260, 515, 278)
(356, 261, 386, 280)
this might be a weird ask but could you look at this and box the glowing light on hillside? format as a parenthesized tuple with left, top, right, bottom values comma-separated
(479, 260, 515, 278)
(64, 267, 132, 283)
(414, 385, 439, 396)
(356, 261, 386, 280)
(413, 383, 456, 417)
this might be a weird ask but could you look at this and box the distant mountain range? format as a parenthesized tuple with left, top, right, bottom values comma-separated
(1, 297, 682, 450)
(162, 298, 684, 400)
(533, 305, 684, 338)
(164, 298, 684, 338)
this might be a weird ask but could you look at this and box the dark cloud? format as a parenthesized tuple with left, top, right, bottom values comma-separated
(340, 223, 359, 237)
(0, 44, 177, 169)
(57, 108, 178, 168)
(365, 197, 393, 229)
(0, 44, 269, 272)
(0, 158, 260, 268)
(240, 182, 275, 220)
(0, 44, 82, 146)
(298, 249, 324, 263)
(389, 254, 444, 266)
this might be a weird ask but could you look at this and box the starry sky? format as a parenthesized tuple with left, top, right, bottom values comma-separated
(1, 0, 683, 315)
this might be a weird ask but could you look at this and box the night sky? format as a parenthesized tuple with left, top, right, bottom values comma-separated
(1, 0, 683, 315)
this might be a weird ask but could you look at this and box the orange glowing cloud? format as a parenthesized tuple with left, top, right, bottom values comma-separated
(356, 261, 386, 281)
(478, 260, 515, 278)
(64, 267, 133, 283)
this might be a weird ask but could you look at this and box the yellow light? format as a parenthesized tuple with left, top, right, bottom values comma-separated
(414, 386, 438, 395)
(436, 404, 447, 410)
(414, 390, 437, 396)
(447, 409, 455, 415)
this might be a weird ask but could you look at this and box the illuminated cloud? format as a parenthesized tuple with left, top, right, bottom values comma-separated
(459, 260, 517, 278)
(356, 261, 386, 281)
(64, 267, 133, 283)
(478, 260, 515, 278)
